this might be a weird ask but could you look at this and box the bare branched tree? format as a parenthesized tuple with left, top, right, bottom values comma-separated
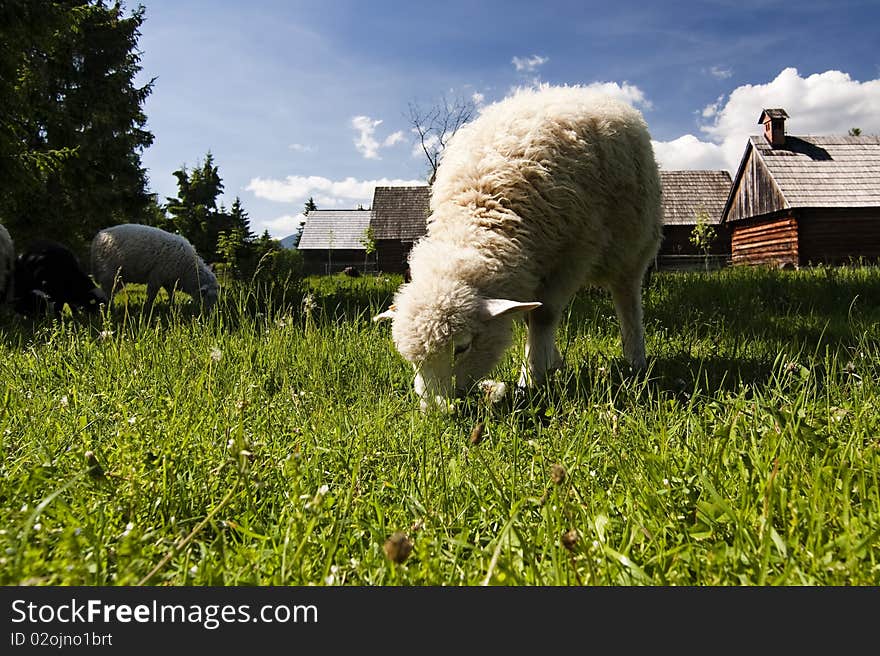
(408, 95, 476, 184)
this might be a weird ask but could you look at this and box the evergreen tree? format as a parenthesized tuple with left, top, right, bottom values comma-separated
(216, 197, 256, 277)
(289, 219, 306, 249)
(0, 0, 155, 252)
(288, 196, 315, 249)
(228, 197, 255, 243)
(165, 152, 227, 261)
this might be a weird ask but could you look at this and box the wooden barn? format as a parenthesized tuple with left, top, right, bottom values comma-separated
(657, 169, 732, 270)
(370, 185, 430, 274)
(722, 108, 880, 267)
(296, 208, 373, 275)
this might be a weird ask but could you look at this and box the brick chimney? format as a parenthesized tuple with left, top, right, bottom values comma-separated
(759, 108, 788, 147)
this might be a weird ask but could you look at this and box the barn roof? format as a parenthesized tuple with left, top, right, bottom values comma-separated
(724, 135, 880, 220)
(296, 209, 372, 250)
(659, 170, 732, 225)
(370, 186, 430, 241)
(745, 135, 880, 208)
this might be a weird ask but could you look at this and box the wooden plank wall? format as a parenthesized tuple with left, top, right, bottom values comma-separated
(376, 240, 407, 274)
(731, 216, 799, 266)
(302, 249, 368, 275)
(659, 225, 732, 256)
(726, 148, 787, 224)
(798, 209, 880, 265)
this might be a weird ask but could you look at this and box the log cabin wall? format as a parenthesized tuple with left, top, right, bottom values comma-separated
(376, 239, 407, 274)
(302, 248, 369, 275)
(730, 214, 799, 266)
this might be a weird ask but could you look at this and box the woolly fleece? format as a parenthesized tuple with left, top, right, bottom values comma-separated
(385, 84, 663, 407)
(0, 224, 13, 304)
(91, 223, 218, 311)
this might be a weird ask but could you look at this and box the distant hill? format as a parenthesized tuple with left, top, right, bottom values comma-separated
(279, 233, 299, 249)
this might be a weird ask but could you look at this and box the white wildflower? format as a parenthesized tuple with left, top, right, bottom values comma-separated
(478, 379, 508, 404)
(210, 347, 223, 362)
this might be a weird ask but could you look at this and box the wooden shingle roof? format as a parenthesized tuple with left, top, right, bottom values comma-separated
(370, 186, 430, 241)
(297, 209, 372, 250)
(660, 170, 732, 225)
(749, 135, 880, 207)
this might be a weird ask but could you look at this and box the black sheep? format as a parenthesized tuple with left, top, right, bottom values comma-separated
(12, 240, 107, 316)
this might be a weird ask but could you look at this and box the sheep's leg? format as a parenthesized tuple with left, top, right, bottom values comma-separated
(518, 305, 563, 389)
(145, 282, 159, 311)
(610, 279, 647, 372)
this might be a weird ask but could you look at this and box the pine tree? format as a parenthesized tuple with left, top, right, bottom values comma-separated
(165, 152, 227, 261)
(0, 0, 155, 252)
(216, 197, 256, 277)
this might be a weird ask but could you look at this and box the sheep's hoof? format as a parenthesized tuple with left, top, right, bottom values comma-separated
(513, 384, 530, 408)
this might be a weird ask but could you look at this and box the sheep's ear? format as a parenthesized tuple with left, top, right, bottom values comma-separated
(480, 298, 542, 320)
(372, 304, 397, 323)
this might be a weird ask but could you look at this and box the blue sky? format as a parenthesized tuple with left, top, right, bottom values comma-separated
(134, 0, 880, 239)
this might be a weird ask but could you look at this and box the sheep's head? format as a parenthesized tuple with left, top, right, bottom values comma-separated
(198, 264, 219, 312)
(200, 284, 218, 312)
(84, 286, 108, 312)
(374, 281, 539, 412)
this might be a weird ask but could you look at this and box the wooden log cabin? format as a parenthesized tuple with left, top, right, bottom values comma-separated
(656, 169, 732, 270)
(721, 108, 880, 267)
(296, 208, 373, 275)
(370, 185, 430, 275)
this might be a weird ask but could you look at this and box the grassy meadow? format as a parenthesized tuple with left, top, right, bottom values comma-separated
(1, 265, 879, 586)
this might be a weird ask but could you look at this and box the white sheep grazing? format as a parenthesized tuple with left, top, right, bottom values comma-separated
(90, 223, 219, 312)
(0, 223, 13, 304)
(374, 85, 663, 411)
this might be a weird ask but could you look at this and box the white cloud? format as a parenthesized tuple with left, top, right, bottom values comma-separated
(351, 115, 405, 159)
(652, 135, 727, 171)
(288, 143, 315, 153)
(653, 68, 880, 172)
(246, 175, 425, 205)
(352, 115, 383, 159)
(512, 54, 549, 73)
(383, 131, 405, 147)
(472, 92, 485, 106)
(583, 80, 653, 110)
(709, 66, 733, 80)
(263, 213, 306, 236)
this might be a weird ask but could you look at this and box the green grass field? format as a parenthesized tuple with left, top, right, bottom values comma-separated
(1, 266, 878, 585)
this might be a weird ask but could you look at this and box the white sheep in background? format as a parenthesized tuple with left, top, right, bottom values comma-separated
(90, 223, 219, 313)
(374, 85, 663, 411)
(0, 224, 13, 304)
